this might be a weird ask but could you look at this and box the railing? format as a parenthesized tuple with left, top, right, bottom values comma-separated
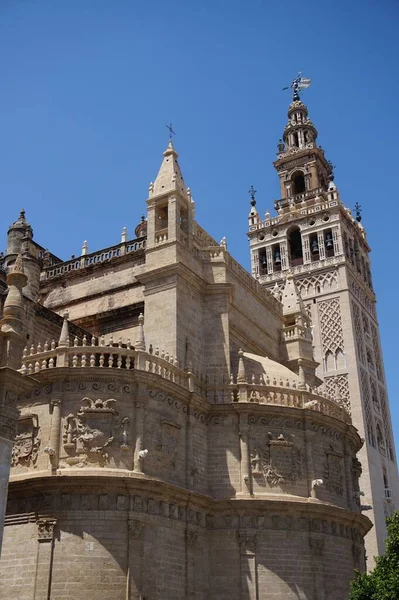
(282, 324, 309, 341)
(274, 187, 325, 211)
(20, 336, 351, 424)
(229, 374, 351, 424)
(226, 254, 282, 313)
(193, 223, 219, 249)
(19, 337, 188, 388)
(155, 228, 168, 244)
(42, 238, 146, 280)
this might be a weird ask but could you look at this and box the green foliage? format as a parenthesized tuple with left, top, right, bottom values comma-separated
(348, 511, 399, 600)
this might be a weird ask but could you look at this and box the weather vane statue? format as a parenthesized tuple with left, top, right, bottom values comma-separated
(283, 72, 311, 101)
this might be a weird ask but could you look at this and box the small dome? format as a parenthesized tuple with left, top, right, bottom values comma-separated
(135, 216, 147, 239)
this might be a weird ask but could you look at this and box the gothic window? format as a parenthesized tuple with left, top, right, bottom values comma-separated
(324, 228, 334, 258)
(325, 350, 334, 372)
(291, 171, 306, 195)
(288, 227, 303, 266)
(383, 467, 389, 490)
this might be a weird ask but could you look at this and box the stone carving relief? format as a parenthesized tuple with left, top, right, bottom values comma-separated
(296, 270, 338, 298)
(360, 367, 375, 447)
(250, 432, 303, 487)
(37, 518, 56, 541)
(237, 532, 257, 554)
(323, 444, 344, 495)
(60, 397, 128, 468)
(318, 298, 344, 370)
(352, 301, 366, 365)
(370, 323, 383, 382)
(324, 374, 351, 415)
(155, 419, 181, 471)
(11, 414, 40, 467)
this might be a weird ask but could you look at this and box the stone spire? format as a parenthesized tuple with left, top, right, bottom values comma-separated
(58, 311, 70, 347)
(281, 272, 306, 319)
(0, 254, 28, 368)
(151, 139, 189, 200)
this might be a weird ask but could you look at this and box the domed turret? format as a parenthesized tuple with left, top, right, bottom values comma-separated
(135, 215, 147, 239)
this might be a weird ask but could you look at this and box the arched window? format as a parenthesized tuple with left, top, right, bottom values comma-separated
(324, 229, 334, 257)
(291, 171, 306, 195)
(383, 467, 389, 489)
(325, 350, 334, 372)
(272, 244, 281, 272)
(288, 227, 303, 266)
(258, 248, 267, 274)
(292, 132, 299, 148)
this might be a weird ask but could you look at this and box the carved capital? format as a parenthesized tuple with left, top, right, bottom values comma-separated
(37, 519, 56, 542)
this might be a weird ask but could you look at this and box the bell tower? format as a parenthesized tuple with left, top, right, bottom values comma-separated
(248, 76, 399, 564)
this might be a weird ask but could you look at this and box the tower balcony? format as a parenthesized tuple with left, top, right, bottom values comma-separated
(274, 186, 325, 211)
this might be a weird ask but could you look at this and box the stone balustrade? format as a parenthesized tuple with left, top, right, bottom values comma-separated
(41, 238, 146, 280)
(19, 336, 189, 387)
(19, 336, 350, 423)
(229, 373, 351, 424)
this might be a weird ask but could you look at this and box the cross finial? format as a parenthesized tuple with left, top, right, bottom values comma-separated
(166, 123, 176, 140)
(249, 185, 257, 206)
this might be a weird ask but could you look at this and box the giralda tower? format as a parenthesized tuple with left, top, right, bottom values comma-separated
(247, 75, 399, 562)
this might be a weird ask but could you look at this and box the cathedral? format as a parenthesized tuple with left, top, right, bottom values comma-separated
(0, 85, 397, 600)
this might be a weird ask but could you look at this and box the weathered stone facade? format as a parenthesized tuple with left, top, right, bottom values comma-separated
(0, 93, 383, 599)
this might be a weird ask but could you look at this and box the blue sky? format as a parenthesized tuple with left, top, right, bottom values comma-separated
(1, 1, 398, 443)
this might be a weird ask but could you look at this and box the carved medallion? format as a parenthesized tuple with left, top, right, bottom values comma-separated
(324, 444, 344, 495)
(61, 397, 124, 467)
(155, 419, 181, 470)
(11, 414, 40, 467)
(250, 432, 303, 487)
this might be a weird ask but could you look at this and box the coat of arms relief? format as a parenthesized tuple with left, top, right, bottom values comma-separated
(60, 397, 129, 468)
(250, 432, 303, 486)
(155, 419, 181, 471)
(11, 414, 41, 467)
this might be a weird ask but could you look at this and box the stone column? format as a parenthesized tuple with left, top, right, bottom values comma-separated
(344, 439, 354, 509)
(302, 234, 311, 264)
(0, 391, 19, 555)
(127, 518, 145, 600)
(239, 414, 250, 494)
(304, 417, 315, 497)
(309, 538, 325, 600)
(133, 401, 144, 473)
(238, 532, 258, 600)
(33, 519, 56, 600)
(186, 529, 198, 599)
(317, 231, 326, 260)
(45, 398, 62, 471)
